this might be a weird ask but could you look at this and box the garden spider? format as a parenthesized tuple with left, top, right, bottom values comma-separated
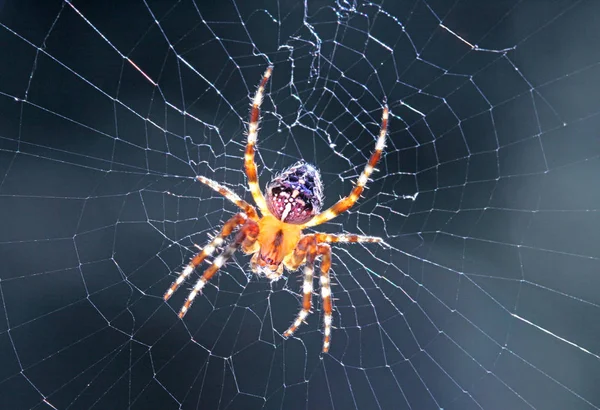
(164, 66, 389, 353)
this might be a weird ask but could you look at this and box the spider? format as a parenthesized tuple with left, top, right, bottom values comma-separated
(164, 66, 389, 353)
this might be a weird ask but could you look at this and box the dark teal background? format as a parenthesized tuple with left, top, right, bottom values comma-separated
(0, 1, 599, 409)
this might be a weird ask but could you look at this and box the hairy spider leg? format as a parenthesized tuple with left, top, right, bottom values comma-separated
(178, 220, 259, 318)
(315, 233, 382, 244)
(282, 234, 312, 271)
(318, 244, 333, 353)
(164, 213, 248, 302)
(303, 105, 389, 228)
(283, 236, 317, 338)
(245, 65, 273, 215)
(283, 238, 334, 353)
(196, 176, 258, 220)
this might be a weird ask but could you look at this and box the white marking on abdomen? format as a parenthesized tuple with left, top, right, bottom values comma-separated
(281, 203, 292, 221)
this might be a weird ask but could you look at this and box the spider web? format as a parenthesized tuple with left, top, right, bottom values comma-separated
(0, 0, 599, 408)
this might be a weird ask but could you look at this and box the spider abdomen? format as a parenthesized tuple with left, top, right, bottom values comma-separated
(265, 161, 324, 224)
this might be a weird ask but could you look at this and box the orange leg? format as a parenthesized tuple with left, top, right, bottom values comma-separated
(304, 105, 389, 228)
(196, 176, 258, 220)
(245, 66, 273, 214)
(283, 235, 314, 271)
(164, 213, 248, 301)
(178, 219, 259, 318)
(283, 238, 335, 352)
(317, 244, 333, 353)
(315, 233, 382, 244)
(283, 236, 317, 338)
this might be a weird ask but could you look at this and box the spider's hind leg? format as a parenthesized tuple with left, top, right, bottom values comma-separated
(303, 105, 389, 228)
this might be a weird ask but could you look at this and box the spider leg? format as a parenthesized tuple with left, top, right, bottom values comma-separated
(164, 213, 248, 302)
(178, 219, 259, 318)
(303, 105, 389, 228)
(196, 176, 259, 220)
(283, 236, 317, 338)
(282, 234, 313, 271)
(317, 243, 333, 353)
(245, 66, 273, 215)
(315, 233, 382, 244)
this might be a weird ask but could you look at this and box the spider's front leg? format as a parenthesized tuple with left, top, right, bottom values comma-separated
(283, 235, 317, 339)
(317, 244, 333, 352)
(178, 219, 259, 318)
(283, 237, 335, 353)
(164, 213, 249, 301)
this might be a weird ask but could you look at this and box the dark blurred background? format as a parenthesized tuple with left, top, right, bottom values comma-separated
(0, 0, 599, 409)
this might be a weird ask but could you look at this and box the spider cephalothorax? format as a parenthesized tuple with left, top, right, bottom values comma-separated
(265, 161, 324, 224)
(164, 65, 389, 353)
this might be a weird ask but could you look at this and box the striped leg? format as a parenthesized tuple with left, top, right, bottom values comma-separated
(164, 213, 248, 301)
(197, 176, 258, 220)
(318, 244, 333, 353)
(304, 105, 389, 227)
(245, 66, 273, 214)
(315, 233, 382, 244)
(283, 236, 317, 338)
(283, 235, 314, 271)
(178, 219, 259, 318)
